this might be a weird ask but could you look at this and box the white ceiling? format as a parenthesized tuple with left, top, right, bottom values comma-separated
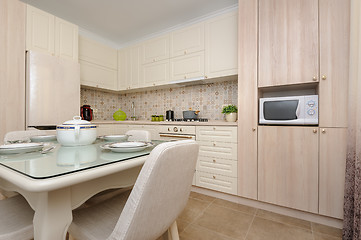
(21, 0, 238, 48)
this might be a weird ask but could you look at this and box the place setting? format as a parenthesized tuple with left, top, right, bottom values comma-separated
(100, 141, 154, 153)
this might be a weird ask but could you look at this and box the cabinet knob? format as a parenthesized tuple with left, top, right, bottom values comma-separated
(322, 75, 327, 80)
(321, 129, 326, 134)
(213, 143, 216, 147)
(184, 76, 187, 79)
(312, 76, 318, 81)
(168, 128, 171, 132)
(205, 76, 208, 79)
(153, 58, 156, 62)
(153, 83, 156, 86)
(213, 127, 216, 130)
(213, 159, 216, 163)
(212, 176, 216, 179)
(313, 129, 318, 133)
(252, 128, 256, 132)
(184, 51, 187, 54)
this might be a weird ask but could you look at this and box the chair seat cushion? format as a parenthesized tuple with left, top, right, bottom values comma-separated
(69, 190, 131, 240)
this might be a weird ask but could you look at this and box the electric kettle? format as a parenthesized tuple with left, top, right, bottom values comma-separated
(80, 105, 93, 121)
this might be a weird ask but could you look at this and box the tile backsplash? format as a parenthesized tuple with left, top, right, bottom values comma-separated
(81, 80, 238, 121)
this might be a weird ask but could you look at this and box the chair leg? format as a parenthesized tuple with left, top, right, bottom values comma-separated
(167, 221, 179, 240)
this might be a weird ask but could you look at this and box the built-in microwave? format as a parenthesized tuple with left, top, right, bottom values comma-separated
(259, 95, 318, 125)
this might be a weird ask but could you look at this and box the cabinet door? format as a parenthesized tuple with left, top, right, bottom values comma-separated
(205, 10, 238, 79)
(170, 52, 204, 82)
(129, 45, 141, 89)
(197, 141, 237, 160)
(26, 4, 55, 54)
(55, 18, 78, 61)
(170, 23, 204, 57)
(319, 128, 347, 219)
(80, 60, 117, 90)
(258, 0, 318, 87)
(258, 126, 319, 213)
(196, 172, 237, 195)
(319, 0, 350, 128)
(196, 126, 237, 143)
(117, 48, 129, 90)
(141, 35, 170, 64)
(141, 60, 169, 87)
(197, 156, 237, 177)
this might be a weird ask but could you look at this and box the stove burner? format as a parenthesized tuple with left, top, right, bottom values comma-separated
(173, 118, 208, 122)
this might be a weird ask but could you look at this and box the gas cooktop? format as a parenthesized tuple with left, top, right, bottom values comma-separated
(166, 118, 209, 122)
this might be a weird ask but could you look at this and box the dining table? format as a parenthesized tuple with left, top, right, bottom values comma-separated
(0, 139, 162, 240)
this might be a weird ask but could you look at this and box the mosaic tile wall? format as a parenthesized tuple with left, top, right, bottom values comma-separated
(80, 80, 238, 121)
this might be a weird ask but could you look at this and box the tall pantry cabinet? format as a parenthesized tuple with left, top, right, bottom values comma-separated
(0, 0, 26, 143)
(238, 0, 349, 219)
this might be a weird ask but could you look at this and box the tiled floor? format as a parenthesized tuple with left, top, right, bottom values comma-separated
(171, 192, 342, 240)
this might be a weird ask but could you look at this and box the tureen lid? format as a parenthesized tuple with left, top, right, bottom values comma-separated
(62, 116, 92, 125)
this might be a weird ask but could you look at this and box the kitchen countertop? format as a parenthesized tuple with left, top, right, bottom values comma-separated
(91, 120, 238, 126)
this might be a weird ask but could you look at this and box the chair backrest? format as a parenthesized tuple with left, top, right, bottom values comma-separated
(125, 130, 151, 142)
(3, 129, 56, 144)
(108, 140, 199, 240)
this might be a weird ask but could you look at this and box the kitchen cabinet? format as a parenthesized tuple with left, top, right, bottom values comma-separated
(117, 48, 129, 90)
(118, 45, 141, 90)
(195, 126, 238, 195)
(319, 128, 347, 219)
(170, 52, 204, 82)
(237, 0, 258, 200)
(319, 0, 350, 128)
(170, 23, 204, 58)
(258, 0, 318, 87)
(0, 0, 26, 143)
(26, 5, 78, 61)
(141, 60, 169, 87)
(205, 10, 238, 79)
(128, 45, 141, 89)
(96, 124, 129, 136)
(258, 126, 319, 213)
(79, 60, 117, 90)
(141, 35, 170, 64)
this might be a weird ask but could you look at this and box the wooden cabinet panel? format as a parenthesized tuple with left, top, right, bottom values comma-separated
(319, 128, 347, 219)
(170, 23, 204, 57)
(80, 60, 117, 90)
(55, 18, 78, 61)
(170, 52, 204, 82)
(117, 48, 129, 90)
(141, 60, 169, 87)
(197, 141, 237, 160)
(319, 0, 350, 128)
(258, 126, 319, 213)
(129, 45, 141, 89)
(205, 10, 238, 79)
(196, 172, 237, 195)
(26, 4, 55, 54)
(141, 35, 170, 64)
(196, 126, 237, 143)
(258, 0, 318, 87)
(197, 156, 237, 177)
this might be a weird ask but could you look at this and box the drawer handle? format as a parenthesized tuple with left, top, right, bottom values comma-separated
(213, 143, 216, 147)
(212, 176, 216, 179)
(159, 134, 193, 139)
(213, 159, 216, 163)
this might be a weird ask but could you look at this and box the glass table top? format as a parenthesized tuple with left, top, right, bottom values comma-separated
(0, 140, 163, 179)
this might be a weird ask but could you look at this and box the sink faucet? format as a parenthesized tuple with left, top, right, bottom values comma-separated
(131, 102, 136, 121)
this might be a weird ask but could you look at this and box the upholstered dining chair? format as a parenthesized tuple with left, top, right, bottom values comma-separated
(125, 129, 151, 142)
(68, 140, 199, 240)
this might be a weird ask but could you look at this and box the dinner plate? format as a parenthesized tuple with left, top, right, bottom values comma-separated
(109, 142, 147, 148)
(103, 135, 129, 142)
(30, 135, 57, 142)
(0, 143, 44, 155)
(100, 142, 152, 153)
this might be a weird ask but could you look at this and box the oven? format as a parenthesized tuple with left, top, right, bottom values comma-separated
(158, 125, 196, 141)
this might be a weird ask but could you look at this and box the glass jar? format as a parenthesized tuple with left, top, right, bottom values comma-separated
(151, 115, 156, 121)
(159, 115, 164, 121)
(155, 115, 160, 121)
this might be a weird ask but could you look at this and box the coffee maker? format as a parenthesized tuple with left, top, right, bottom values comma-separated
(81, 105, 93, 121)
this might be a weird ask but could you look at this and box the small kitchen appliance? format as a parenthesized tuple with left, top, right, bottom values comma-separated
(182, 109, 200, 120)
(166, 110, 174, 121)
(81, 105, 93, 121)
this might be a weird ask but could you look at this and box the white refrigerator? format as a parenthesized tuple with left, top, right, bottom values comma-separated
(26, 51, 80, 129)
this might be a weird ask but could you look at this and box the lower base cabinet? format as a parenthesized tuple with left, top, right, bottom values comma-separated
(196, 172, 237, 195)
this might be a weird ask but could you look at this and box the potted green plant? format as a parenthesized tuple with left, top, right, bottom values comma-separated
(222, 105, 238, 122)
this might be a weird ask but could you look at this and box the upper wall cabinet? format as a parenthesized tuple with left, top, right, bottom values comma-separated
(205, 11, 238, 79)
(170, 23, 205, 57)
(141, 35, 170, 64)
(26, 5, 78, 61)
(258, 0, 318, 87)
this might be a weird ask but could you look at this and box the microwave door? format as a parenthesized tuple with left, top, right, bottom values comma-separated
(260, 100, 304, 125)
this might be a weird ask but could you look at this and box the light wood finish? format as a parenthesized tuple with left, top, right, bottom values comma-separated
(196, 126, 237, 143)
(258, 0, 319, 87)
(198, 141, 237, 160)
(55, 18, 78, 61)
(0, 0, 26, 144)
(196, 171, 237, 195)
(117, 48, 129, 90)
(205, 10, 238, 79)
(170, 51, 204, 81)
(258, 126, 319, 213)
(79, 60, 117, 90)
(26, 4, 55, 54)
(79, 35, 117, 69)
(237, 0, 258, 200)
(197, 156, 237, 177)
(141, 34, 170, 64)
(319, 0, 350, 127)
(170, 22, 204, 57)
(129, 45, 141, 89)
(141, 59, 169, 87)
(319, 128, 347, 219)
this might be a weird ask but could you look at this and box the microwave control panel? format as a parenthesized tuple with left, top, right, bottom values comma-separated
(304, 95, 318, 124)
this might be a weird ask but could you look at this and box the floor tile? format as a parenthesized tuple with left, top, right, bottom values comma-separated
(246, 217, 313, 240)
(189, 191, 216, 202)
(193, 203, 254, 239)
(312, 222, 342, 238)
(178, 197, 212, 223)
(314, 232, 342, 240)
(256, 209, 311, 230)
(213, 198, 257, 215)
(180, 225, 237, 240)
(176, 219, 191, 234)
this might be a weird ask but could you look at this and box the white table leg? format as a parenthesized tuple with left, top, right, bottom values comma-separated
(33, 188, 72, 240)
(167, 221, 180, 240)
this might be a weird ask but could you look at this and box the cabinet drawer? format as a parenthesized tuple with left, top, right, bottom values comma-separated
(196, 172, 237, 195)
(196, 126, 237, 143)
(197, 141, 237, 160)
(197, 156, 237, 177)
